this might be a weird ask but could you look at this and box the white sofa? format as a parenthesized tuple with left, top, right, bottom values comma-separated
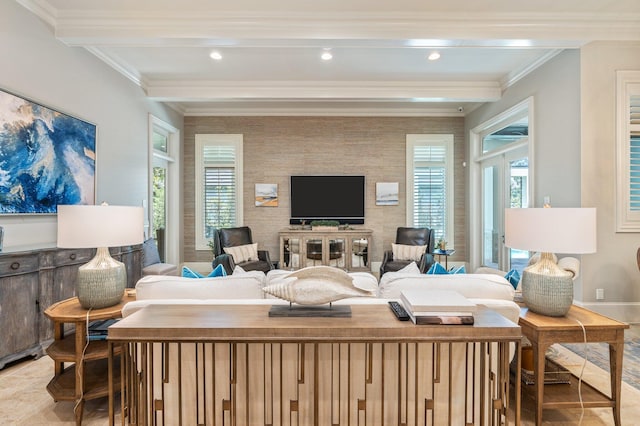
(122, 268, 381, 317)
(124, 267, 519, 325)
(377, 270, 520, 324)
(118, 268, 520, 425)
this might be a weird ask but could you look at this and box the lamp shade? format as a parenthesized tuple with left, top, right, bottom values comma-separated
(57, 204, 144, 248)
(504, 208, 596, 254)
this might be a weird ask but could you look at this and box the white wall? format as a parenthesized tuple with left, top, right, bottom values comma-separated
(466, 50, 582, 209)
(580, 41, 640, 322)
(0, 1, 183, 250)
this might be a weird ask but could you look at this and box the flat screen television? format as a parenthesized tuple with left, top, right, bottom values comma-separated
(290, 175, 365, 225)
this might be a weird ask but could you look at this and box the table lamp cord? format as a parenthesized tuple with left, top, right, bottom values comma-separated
(74, 308, 92, 416)
(575, 318, 588, 426)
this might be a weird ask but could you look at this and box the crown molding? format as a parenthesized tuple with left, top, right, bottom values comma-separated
(146, 80, 501, 103)
(500, 49, 563, 91)
(180, 104, 467, 117)
(15, 0, 56, 28)
(16, 4, 637, 46)
(84, 47, 145, 87)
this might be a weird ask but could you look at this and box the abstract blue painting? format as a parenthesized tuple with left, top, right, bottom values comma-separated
(0, 89, 96, 214)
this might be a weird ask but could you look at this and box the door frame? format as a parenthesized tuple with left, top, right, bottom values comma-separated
(148, 114, 180, 266)
(469, 97, 535, 272)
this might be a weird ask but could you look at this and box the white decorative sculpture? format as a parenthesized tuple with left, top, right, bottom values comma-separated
(263, 266, 375, 305)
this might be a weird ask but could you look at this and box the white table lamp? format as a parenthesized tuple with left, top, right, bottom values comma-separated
(504, 207, 596, 316)
(57, 204, 144, 309)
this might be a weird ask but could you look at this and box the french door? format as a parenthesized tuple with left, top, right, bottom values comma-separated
(481, 146, 529, 272)
(149, 116, 179, 266)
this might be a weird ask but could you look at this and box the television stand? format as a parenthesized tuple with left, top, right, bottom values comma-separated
(279, 228, 372, 271)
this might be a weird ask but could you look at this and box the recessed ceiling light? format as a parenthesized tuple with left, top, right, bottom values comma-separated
(428, 52, 441, 61)
(321, 50, 333, 61)
(209, 51, 222, 60)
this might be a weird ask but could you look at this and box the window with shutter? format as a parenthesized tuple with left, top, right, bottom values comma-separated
(406, 135, 454, 244)
(616, 72, 640, 231)
(195, 134, 243, 249)
(630, 96, 640, 211)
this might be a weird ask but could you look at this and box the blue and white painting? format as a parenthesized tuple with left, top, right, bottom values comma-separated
(0, 89, 96, 214)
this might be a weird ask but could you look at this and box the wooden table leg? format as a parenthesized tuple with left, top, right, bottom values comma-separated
(515, 340, 521, 426)
(74, 320, 86, 426)
(532, 342, 546, 426)
(75, 399, 84, 426)
(610, 341, 624, 426)
(108, 341, 114, 426)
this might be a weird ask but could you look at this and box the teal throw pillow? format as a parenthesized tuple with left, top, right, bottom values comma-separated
(182, 265, 227, 279)
(426, 262, 448, 275)
(208, 264, 227, 277)
(449, 265, 466, 274)
(182, 266, 204, 278)
(504, 269, 521, 289)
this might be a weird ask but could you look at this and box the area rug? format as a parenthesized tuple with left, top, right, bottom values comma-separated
(562, 337, 640, 391)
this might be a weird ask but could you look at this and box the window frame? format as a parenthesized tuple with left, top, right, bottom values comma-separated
(195, 134, 243, 250)
(616, 71, 640, 232)
(406, 134, 455, 246)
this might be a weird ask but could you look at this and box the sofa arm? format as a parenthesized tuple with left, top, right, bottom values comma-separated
(258, 250, 275, 270)
(212, 253, 235, 275)
(417, 253, 435, 273)
(379, 250, 394, 276)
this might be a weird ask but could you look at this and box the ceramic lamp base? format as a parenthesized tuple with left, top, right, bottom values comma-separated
(521, 252, 573, 317)
(77, 247, 126, 309)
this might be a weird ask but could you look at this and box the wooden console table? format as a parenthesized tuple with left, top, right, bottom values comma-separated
(518, 305, 629, 426)
(45, 295, 133, 426)
(279, 228, 372, 271)
(108, 304, 521, 425)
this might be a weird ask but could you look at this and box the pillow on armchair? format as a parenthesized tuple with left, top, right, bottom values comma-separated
(142, 238, 178, 276)
(142, 238, 161, 268)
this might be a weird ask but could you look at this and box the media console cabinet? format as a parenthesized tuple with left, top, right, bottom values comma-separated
(108, 303, 522, 426)
(278, 228, 372, 271)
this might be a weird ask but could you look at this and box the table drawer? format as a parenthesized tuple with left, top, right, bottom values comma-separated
(0, 255, 40, 276)
(54, 249, 93, 266)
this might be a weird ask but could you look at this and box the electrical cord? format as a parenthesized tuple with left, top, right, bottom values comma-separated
(574, 318, 588, 426)
(73, 308, 92, 416)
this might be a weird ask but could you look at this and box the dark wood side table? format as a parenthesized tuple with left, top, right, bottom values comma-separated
(518, 305, 629, 426)
(432, 248, 455, 269)
(44, 294, 133, 426)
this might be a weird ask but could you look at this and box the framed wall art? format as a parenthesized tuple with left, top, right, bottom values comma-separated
(255, 183, 278, 207)
(0, 88, 96, 214)
(376, 182, 399, 205)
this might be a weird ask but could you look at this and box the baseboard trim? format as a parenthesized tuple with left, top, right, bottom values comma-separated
(576, 301, 640, 324)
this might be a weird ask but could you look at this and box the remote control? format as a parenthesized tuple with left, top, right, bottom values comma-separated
(388, 301, 410, 321)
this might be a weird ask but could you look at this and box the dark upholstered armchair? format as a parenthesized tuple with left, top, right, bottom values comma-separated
(379, 227, 435, 276)
(211, 226, 274, 275)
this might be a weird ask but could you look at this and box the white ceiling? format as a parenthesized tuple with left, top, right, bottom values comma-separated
(15, 0, 640, 116)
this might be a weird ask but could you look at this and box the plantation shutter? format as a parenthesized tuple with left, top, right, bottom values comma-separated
(203, 144, 237, 238)
(413, 143, 447, 240)
(631, 95, 640, 211)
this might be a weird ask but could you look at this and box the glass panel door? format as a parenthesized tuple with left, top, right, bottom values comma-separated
(282, 237, 300, 270)
(152, 160, 167, 261)
(506, 149, 529, 273)
(351, 237, 368, 269)
(482, 158, 501, 269)
(328, 238, 346, 269)
(305, 238, 324, 268)
(481, 146, 529, 272)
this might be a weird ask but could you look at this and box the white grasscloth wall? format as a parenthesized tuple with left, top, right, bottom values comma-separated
(183, 116, 465, 268)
